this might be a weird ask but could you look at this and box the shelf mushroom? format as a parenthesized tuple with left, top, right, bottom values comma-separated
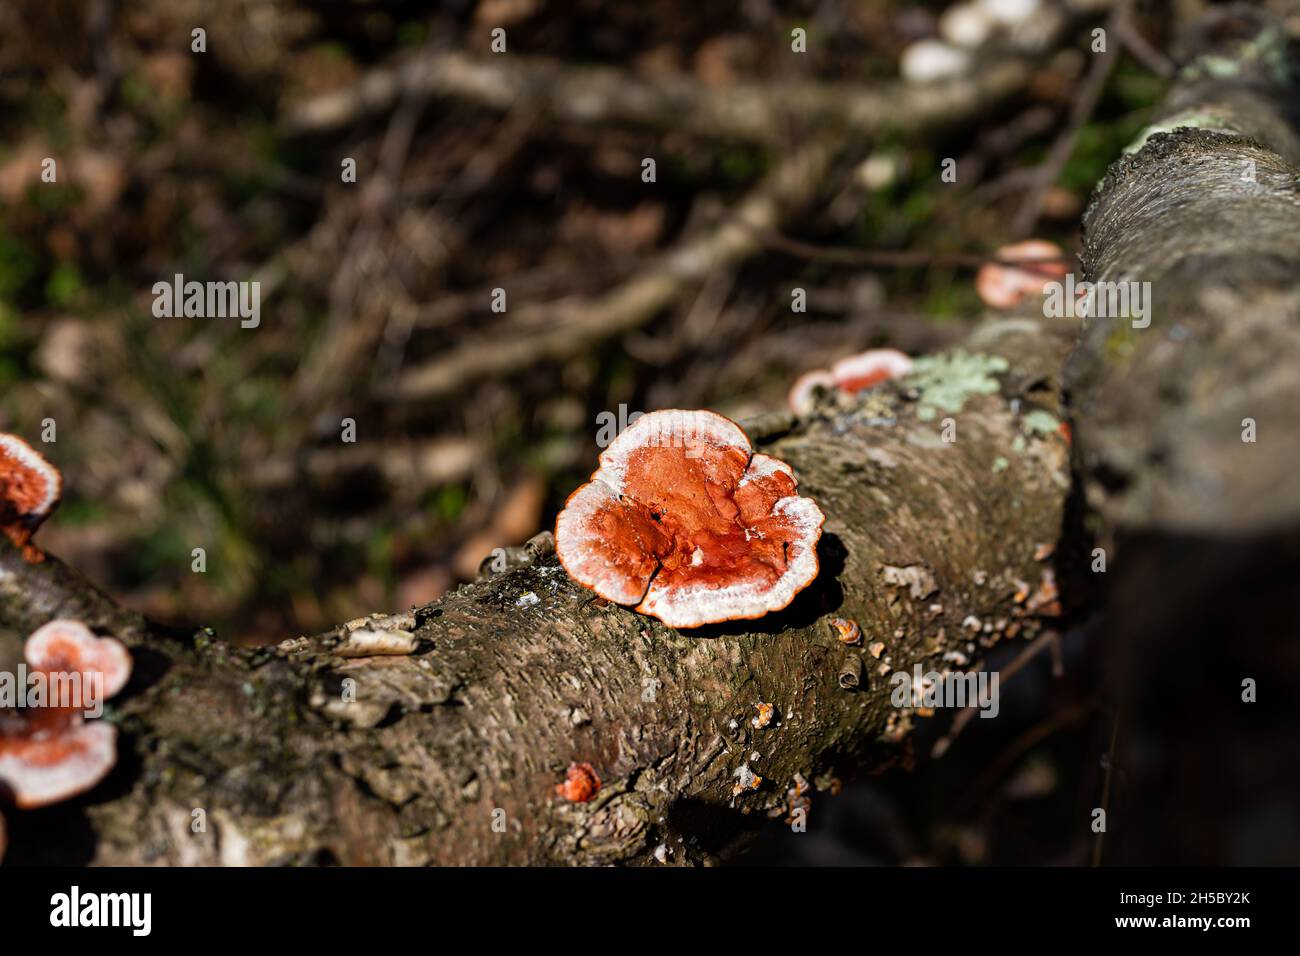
(788, 348, 914, 415)
(829, 348, 914, 393)
(0, 620, 131, 813)
(975, 239, 1069, 310)
(25, 619, 133, 700)
(0, 433, 62, 562)
(0, 717, 118, 810)
(556, 409, 824, 628)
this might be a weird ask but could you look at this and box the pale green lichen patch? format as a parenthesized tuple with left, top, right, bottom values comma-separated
(1124, 113, 1231, 154)
(1178, 26, 1289, 86)
(1020, 409, 1059, 436)
(905, 350, 1009, 420)
(1182, 56, 1243, 81)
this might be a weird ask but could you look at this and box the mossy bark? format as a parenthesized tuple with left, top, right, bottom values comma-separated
(1070, 6, 1300, 532)
(1, 312, 1075, 865)
(1065, 6, 1300, 862)
(5, 5, 1299, 867)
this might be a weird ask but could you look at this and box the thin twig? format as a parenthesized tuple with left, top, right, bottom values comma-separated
(744, 224, 1072, 270)
(952, 696, 1097, 819)
(932, 630, 1064, 758)
(282, 49, 1040, 148)
(1092, 704, 1122, 866)
(383, 136, 846, 403)
(1115, 5, 1175, 79)
(1009, 1, 1128, 236)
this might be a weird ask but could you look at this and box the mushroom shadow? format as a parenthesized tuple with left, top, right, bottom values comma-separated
(0, 790, 100, 865)
(667, 796, 765, 857)
(679, 532, 847, 638)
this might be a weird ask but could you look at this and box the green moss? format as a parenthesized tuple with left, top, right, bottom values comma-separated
(905, 349, 1009, 418)
(719, 148, 763, 184)
(0, 234, 38, 304)
(1105, 321, 1140, 363)
(1064, 115, 1150, 192)
(51, 495, 108, 526)
(1112, 65, 1167, 112)
(44, 261, 84, 307)
(920, 269, 963, 321)
(397, 22, 428, 46)
(431, 484, 468, 523)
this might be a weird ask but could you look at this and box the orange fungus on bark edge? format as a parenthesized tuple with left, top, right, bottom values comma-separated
(25, 619, 133, 700)
(556, 762, 601, 803)
(829, 349, 913, 394)
(788, 349, 913, 414)
(0, 620, 131, 810)
(0, 433, 62, 562)
(0, 717, 118, 810)
(555, 410, 824, 629)
(974, 239, 1070, 310)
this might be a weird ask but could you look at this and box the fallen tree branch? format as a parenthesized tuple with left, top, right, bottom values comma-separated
(1009, 1, 1126, 236)
(1062, 4, 1300, 862)
(381, 53, 1053, 406)
(4, 3, 1297, 868)
(281, 48, 1038, 147)
(1070, 9, 1300, 532)
(383, 135, 844, 404)
(377, 9, 1100, 405)
(8, 307, 1076, 865)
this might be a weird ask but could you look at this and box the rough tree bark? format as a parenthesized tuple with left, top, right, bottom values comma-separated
(1, 308, 1074, 865)
(2, 6, 1297, 866)
(1064, 6, 1300, 862)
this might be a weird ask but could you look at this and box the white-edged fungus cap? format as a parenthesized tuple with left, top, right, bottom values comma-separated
(789, 350, 913, 414)
(556, 410, 825, 628)
(975, 240, 1069, 309)
(0, 433, 62, 527)
(830, 348, 914, 393)
(26, 620, 132, 700)
(787, 369, 838, 415)
(0, 719, 117, 809)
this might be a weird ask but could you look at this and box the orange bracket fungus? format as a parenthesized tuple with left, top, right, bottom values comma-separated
(974, 239, 1070, 310)
(25, 619, 133, 700)
(556, 409, 824, 628)
(0, 433, 62, 562)
(829, 349, 914, 394)
(787, 369, 837, 416)
(0, 717, 118, 810)
(788, 349, 913, 414)
(0, 620, 131, 810)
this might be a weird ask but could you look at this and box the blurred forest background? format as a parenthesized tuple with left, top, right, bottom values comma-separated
(0, 0, 1173, 640)
(6, 0, 1274, 864)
